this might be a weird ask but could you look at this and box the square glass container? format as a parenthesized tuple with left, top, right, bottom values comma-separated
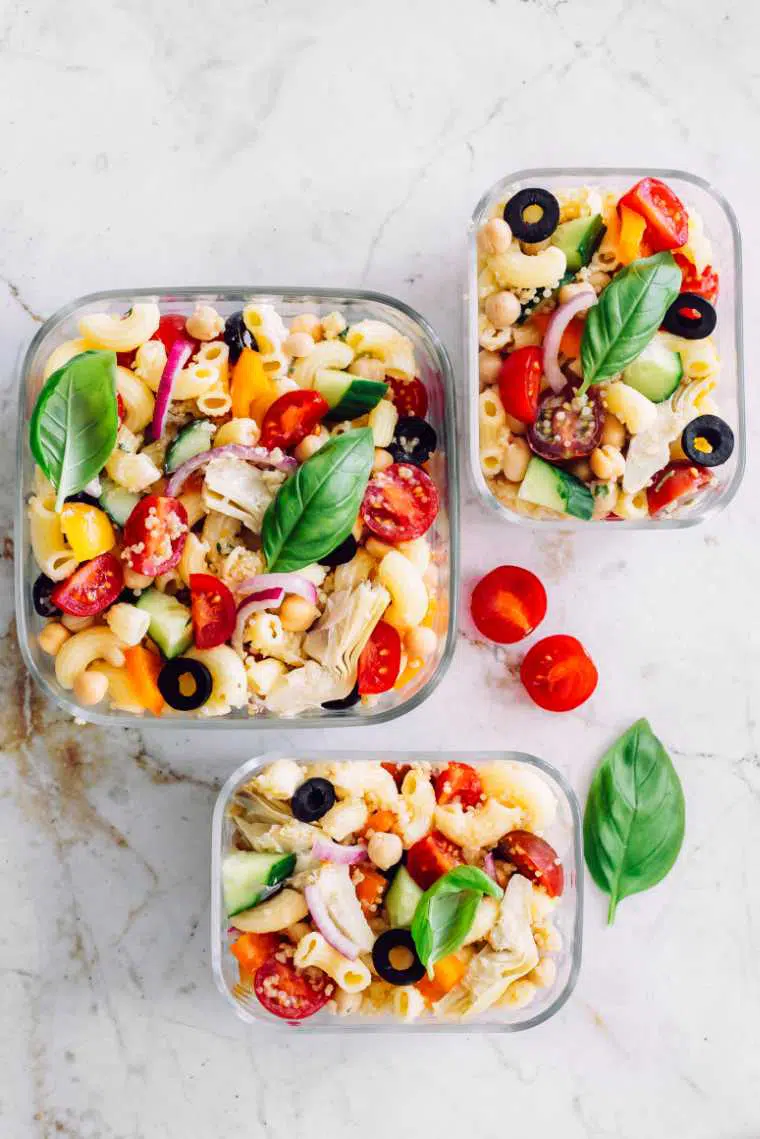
(467, 168, 745, 529)
(15, 288, 458, 728)
(211, 751, 583, 1032)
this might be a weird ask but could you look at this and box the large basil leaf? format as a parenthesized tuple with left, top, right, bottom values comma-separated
(29, 350, 119, 511)
(262, 427, 374, 572)
(411, 866, 503, 974)
(580, 253, 681, 390)
(583, 718, 685, 924)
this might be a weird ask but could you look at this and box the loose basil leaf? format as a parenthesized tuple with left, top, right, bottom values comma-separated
(411, 865, 503, 975)
(29, 350, 119, 511)
(579, 253, 681, 390)
(262, 427, 374, 573)
(583, 718, 685, 924)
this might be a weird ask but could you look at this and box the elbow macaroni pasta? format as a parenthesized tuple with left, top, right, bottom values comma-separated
(293, 932, 371, 993)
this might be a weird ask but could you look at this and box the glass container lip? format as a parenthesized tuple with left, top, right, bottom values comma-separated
(15, 286, 459, 729)
(467, 166, 746, 531)
(210, 749, 584, 1033)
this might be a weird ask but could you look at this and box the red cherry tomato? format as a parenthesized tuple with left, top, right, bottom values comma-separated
(498, 831, 564, 897)
(51, 552, 124, 617)
(361, 463, 439, 542)
(116, 394, 126, 424)
(528, 386, 603, 461)
(406, 831, 463, 890)
(357, 621, 402, 695)
(253, 955, 331, 1021)
(381, 762, 412, 789)
(122, 495, 188, 577)
(498, 347, 542, 424)
(674, 254, 719, 304)
(520, 634, 598, 713)
(189, 573, 237, 649)
(259, 390, 329, 451)
(151, 313, 198, 355)
(646, 461, 713, 517)
(388, 376, 428, 418)
(470, 565, 547, 645)
(434, 762, 483, 808)
(618, 177, 688, 252)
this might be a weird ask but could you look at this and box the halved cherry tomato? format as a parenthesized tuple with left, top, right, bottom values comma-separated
(189, 573, 237, 649)
(674, 254, 719, 304)
(498, 346, 542, 424)
(231, 932, 282, 979)
(434, 762, 483, 808)
(388, 376, 428, 418)
(122, 495, 188, 577)
(51, 552, 124, 617)
(361, 463, 439, 542)
(259, 389, 329, 451)
(498, 831, 564, 897)
(357, 621, 402, 695)
(116, 393, 126, 424)
(646, 461, 713, 516)
(528, 386, 603, 461)
(520, 634, 598, 713)
(618, 177, 688, 252)
(381, 762, 411, 789)
(353, 865, 388, 916)
(151, 313, 198, 355)
(253, 955, 331, 1021)
(406, 831, 462, 890)
(470, 565, 547, 645)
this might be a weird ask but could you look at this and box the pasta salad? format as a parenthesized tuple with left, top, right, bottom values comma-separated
(476, 177, 732, 522)
(27, 301, 445, 718)
(221, 757, 569, 1024)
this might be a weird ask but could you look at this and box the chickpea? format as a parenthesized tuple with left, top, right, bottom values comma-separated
(294, 431, 327, 463)
(504, 412, 527, 436)
(502, 437, 531, 483)
(373, 448, 393, 473)
(478, 350, 502, 389)
(185, 304, 224, 341)
(349, 356, 386, 382)
(477, 217, 512, 255)
(38, 621, 70, 655)
(558, 280, 596, 306)
(588, 270, 611, 292)
(289, 313, 322, 340)
(567, 457, 592, 483)
(484, 290, 521, 331)
(322, 311, 347, 339)
(600, 412, 626, 449)
(590, 444, 626, 482)
(591, 480, 619, 520)
(279, 595, 319, 633)
(405, 625, 437, 661)
(367, 831, 403, 871)
(73, 669, 109, 706)
(283, 331, 315, 358)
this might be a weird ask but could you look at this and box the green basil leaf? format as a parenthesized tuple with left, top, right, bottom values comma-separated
(580, 253, 681, 389)
(262, 427, 374, 572)
(411, 866, 503, 974)
(427, 865, 503, 900)
(583, 718, 685, 924)
(29, 350, 119, 511)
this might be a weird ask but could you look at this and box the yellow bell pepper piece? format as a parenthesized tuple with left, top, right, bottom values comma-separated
(59, 503, 115, 561)
(617, 205, 647, 265)
(230, 348, 278, 424)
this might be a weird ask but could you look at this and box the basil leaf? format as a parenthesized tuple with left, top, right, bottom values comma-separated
(583, 718, 685, 924)
(29, 350, 119, 511)
(262, 428, 374, 572)
(411, 866, 503, 974)
(580, 253, 681, 390)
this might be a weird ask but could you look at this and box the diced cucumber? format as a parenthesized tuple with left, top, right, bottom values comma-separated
(551, 214, 606, 273)
(135, 589, 193, 658)
(622, 337, 683, 403)
(313, 368, 388, 421)
(165, 419, 216, 473)
(222, 851, 297, 916)
(385, 865, 424, 929)
(99, 477, 139, 526)
(518, 456, 594, 520)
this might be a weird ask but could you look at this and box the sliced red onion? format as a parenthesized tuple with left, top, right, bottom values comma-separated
(233, 588, 286, 654)
(236, 573, 318, 606)
(543, 289, 597, 394)
(312, 837, 367, 866)
(304, 883, 359, 960)
(165, 444, 297, 496)
(152, 336, 194, 438)
(483, 852, 498, 882)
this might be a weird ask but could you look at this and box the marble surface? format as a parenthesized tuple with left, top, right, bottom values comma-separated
(1, 0, 759, 1135)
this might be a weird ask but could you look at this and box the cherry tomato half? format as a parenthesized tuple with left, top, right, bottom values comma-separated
(189, 573, 237, 649)
(122, 495, 188, 577)
(253, 955, 331, 1021)
(406, 831, 463, 890)
(151, 313, 198, 355)
(674, 253, 719, 304)
(388, 376, 428, 418)
(498, 831, 564, 897)
(470, 565, 547, 645)
(116, 393, 126, 424)
(498, 346, 542, 425)
(51, 552, 124, 617)
(434, 762, 483, 808)
(259, 389, 329, 451)
(646, 461, 713, 517)
(528, 386, 603, 462)
(618, 177, 688, 252)
(520, 634, 598, 713)
(361, 463, 439, 542)
(357, 621, 402, 695)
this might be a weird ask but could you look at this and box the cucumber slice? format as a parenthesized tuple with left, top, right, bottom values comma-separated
(313, 368, 387, 421)
(622, 337, 683, 403)
(385, 865, 424, 929)
(99, 476, 139, 526)
(135, 589, 193, 658)
(518, 456, 594, 520)
(222, 851, 297, 916)
(165, 419, 216, 473)
(551, 214, 606, 273)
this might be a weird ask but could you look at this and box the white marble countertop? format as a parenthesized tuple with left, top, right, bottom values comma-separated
(1, 1, 759, 1136)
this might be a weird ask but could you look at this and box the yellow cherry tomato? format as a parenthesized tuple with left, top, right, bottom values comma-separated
(60, 503, 115, 561)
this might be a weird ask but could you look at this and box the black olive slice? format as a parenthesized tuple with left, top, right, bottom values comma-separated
(662, 293, 717, 340)
(33, 574, 60, 618)
(291, 777, 336, 823)
(504, 188, 560, 243)
(319, 534, 358, 568)
(223, 311, 258, 364)
(322, 683, 361, 711)
(157, 658, 213, 711)
(65, 492, 101, 507)
(372, 929, 426, 986)
(387, 416, 438, 466)
(681, 414, 734, 468)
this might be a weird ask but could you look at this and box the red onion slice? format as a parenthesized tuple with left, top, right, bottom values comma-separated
(236, 573, 318, 606)
(312, 837, 367, 866)
(233, 588, 286, 654)
(165, 444, 297, 496)
(304, 883, 359, 960)
(152, 336, 194, 438)
(543, 289, 597, 394)
(483, 852, 498, 882)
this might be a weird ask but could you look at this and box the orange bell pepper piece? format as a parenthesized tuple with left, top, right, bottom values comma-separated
(230, 932, 281, 979)
(617, 205, 647, 265)
(529, 311, 585, 360)
(353, 866, 388, 916)
(230, 347, 278, 422)
(361, 810, 397, 837)
(416, 954, 468, 1004)
(123, 644, 164, 716)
